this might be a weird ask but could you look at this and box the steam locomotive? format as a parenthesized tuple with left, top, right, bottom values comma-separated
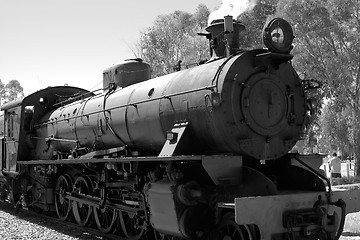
(1, 16, 360, 240)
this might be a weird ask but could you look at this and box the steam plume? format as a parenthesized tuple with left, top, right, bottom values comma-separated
(208, 0, 258, 25)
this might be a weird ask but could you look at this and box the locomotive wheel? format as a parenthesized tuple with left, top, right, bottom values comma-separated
(72, 176, 93, 226)
(93, 178, 118, 233)
(9, 178, 22, 208)
(9, 190, 21, 208)
(55, 175, 73, 221)
(217, 213, 259, 240)
(93, 205, 117, 233)
(118, 210, 146, 240)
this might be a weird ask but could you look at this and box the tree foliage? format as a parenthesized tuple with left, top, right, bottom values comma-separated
(0, 79, 24, 104)
(318, 99, 352, 156)
(276, 0, 360, 173)
(238, 0, 279, 49)
(277, 0, 360, 98)
(4, 80, 24, 102)
(137, 4, 211, 77)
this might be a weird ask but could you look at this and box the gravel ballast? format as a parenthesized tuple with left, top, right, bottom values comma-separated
(0, 203, 103, 240)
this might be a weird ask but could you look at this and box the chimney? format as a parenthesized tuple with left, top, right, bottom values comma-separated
(205, 16, 245, 58)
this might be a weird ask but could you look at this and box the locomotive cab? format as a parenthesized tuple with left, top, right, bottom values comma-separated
(1, 100, 22, 176)
(0, 86, 93, 174)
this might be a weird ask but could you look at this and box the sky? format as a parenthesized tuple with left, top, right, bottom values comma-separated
(0, 0, 221, 95)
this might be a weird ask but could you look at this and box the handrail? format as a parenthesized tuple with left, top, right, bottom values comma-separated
(33, 85, 216, 128)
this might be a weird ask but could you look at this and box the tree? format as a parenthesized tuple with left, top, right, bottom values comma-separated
(0, 79, 24, 105)
(4, 80, 24, 102)
(192, 4, 211, 29)
(276, 0, 360, 174)
(137, 4, 211, 77)
(238, 0, 279, 49)
(0, 79, 5, 104)
(318, 99, 352, 157)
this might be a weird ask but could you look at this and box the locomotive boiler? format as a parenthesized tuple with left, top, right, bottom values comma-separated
(1, 16, 360, 240)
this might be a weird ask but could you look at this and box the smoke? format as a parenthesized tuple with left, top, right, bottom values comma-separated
(208, 0, 258, 25)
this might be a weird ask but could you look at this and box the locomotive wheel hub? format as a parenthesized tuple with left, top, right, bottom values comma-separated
(59, 189, 65, 204)
(241, 72, 288, 136)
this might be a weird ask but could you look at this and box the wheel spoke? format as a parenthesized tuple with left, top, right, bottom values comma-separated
(94, 205, 117, 233)
(72, 176, 93, 226)
(55, 175, 72, 221)
(118, 210, 145, 240)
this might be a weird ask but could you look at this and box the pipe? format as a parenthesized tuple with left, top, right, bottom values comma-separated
(224, 15, 233, 57)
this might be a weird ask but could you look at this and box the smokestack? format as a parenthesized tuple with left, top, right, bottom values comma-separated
(205, 16, 245, 58)
(224, 15, 234, 57)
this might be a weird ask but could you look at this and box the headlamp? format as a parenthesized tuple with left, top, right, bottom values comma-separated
(263, 18, 294, 54)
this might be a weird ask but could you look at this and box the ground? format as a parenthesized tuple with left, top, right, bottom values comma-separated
(341, 211, 360, 240)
